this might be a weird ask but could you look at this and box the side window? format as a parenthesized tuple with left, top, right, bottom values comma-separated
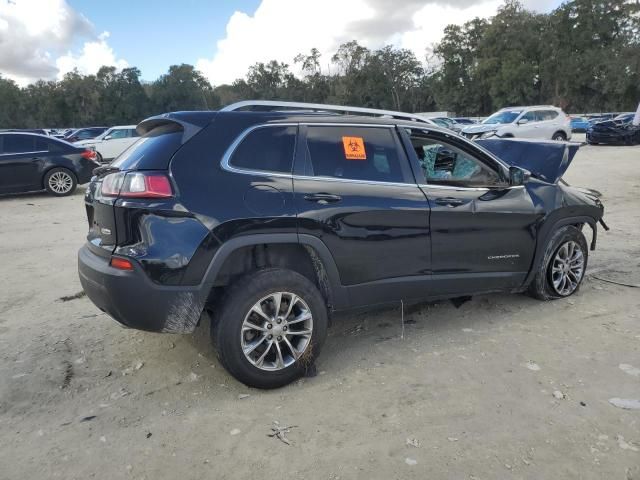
(35, 138, 49, 152)
(229, 126, 296, 174)
(305, 126, 407, 183)
(129, 129, 140, 138)
(108, 129, 129, 140)
(520, 111, 538, 123)
(411, 135, 501, 187)
(77, 130, 94, 140)
(542, 110, 559, 121)
(2, 135, 35, 154)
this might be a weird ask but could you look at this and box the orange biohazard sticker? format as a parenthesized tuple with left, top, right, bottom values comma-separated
(342, 136, 366, 160)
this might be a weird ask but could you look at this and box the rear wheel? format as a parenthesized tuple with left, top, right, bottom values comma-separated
(552, 131, 567, 141)
(528, 225, 588, 300)
(212, 268, 328, 389)
(44, 168, 77, 196)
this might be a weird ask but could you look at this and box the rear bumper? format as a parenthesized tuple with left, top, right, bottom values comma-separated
(78, 245, 204, 333)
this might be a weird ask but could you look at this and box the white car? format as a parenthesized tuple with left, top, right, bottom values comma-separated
(462, 106, 572, 141)
(75, 125, 140, 163)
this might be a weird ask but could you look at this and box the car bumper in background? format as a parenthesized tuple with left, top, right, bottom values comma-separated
(77, 245, 204, 333)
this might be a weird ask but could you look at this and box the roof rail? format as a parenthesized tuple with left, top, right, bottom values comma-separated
(220, 100, 435, 125)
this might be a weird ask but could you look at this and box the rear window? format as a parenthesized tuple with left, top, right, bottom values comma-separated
(111, 123, 184, 170)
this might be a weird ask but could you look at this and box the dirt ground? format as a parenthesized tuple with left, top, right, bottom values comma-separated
(1, 137, 639, 480)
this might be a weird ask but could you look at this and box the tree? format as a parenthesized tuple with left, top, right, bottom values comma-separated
(149, 64, 218, 114)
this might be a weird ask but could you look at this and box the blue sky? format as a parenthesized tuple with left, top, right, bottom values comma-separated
(66, 0, 261, 81)
(1, 0, 562, 86)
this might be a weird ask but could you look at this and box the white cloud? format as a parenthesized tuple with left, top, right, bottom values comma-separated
(197, 0, 561, 86)
(197, 0, 375, 85)
(0, 0, 127, 85)
(398, 0, 503, 56)
(56, 31, 128, 79)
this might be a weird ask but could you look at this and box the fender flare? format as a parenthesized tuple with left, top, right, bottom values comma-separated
(198, 233, 348, 309)
(522, 214, 597, 287)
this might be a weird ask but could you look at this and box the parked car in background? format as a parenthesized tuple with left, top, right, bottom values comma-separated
(462, 106, 572, 141)
(0, 133, 99, 196)
(75, 125, 140, 163)
(431, 117, 463, 133)
(570, 116, 590, 133)
(64, 127, 108, 143)
(586, 113, 640, 145)
(78, 100, 605, 388)
(453, 117, 478, 125)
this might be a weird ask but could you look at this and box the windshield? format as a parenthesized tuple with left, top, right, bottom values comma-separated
(431, 118, 450, 128)
(483, 111, 521, 125)
(614, 113, 633, 122)
(93, 129, 113, 141)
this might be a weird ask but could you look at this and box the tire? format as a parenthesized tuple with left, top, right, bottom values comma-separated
(212, 268, 328, 389)
(96, 152, 104, 163)
(528, 225, 588, 301)
(552, 131, 567, 141)
(44, 168, 77, 196)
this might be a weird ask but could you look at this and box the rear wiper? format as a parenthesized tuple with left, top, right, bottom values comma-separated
(93, 165, 119, 177)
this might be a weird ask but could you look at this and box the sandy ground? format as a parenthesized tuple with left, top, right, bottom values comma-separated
(1, 138, 639, 480)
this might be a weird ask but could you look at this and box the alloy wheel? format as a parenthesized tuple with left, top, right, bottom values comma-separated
(48, 171, 73, 194)
(240, 292, 313, 371)
(550, 240, 584, 296)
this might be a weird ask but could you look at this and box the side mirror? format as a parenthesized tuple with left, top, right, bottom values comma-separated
(104, 135, 112, 141)
(509, 166, 530, 186)
(517, 118, 529, 125)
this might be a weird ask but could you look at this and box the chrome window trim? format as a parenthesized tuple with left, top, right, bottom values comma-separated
(220, 123, 525, 191)
(418, 184, 524, 191)
(292, 175, 418, 189)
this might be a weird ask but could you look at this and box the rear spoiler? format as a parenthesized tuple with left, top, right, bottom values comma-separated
(137, 111, 218, 143)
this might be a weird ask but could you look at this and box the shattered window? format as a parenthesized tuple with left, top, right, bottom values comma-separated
(411, 136, 501, 187)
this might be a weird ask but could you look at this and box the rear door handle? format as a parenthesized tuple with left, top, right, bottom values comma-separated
(434, 197, 465, 207)
(303, 193, 342, 204)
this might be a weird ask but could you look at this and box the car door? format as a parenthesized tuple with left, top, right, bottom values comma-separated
(541, 110, 560, 138)
(293, 123, 431, 305)
(0, 134, 44, 193)
(402, 128, 539, 295)
(516, 110, 542, 138)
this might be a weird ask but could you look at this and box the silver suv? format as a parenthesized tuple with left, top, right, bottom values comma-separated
(462, 106, 572, 141)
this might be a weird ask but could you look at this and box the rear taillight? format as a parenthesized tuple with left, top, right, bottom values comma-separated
(110, 257, 134, 270)
(81, 149, 98, 161)
(100, 172, 173, 198)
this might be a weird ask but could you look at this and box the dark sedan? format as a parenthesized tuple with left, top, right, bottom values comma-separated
(586, 113, 640, 145)
(0, 133, 100, 196)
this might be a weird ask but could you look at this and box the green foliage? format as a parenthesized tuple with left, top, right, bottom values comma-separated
(0, 0, 637, 128)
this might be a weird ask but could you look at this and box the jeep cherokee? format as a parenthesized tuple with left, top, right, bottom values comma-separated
(78, 101, 606, 389)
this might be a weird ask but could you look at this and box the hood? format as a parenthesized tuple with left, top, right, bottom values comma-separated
(462, 124, 500, 134)
(476, 138, 580, 184)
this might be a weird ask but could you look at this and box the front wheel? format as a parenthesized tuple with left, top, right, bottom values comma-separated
(212, 268, 328, 389)
(528, 225, 588, 300)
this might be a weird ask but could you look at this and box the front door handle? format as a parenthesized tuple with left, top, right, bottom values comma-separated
(304, 193, 342, 204)
(434, 197, 465, 207)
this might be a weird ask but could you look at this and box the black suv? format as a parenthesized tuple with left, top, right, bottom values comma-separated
(78, 101, 606, 388)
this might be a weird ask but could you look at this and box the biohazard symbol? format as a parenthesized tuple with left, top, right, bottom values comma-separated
(342, 136, 366, 160)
